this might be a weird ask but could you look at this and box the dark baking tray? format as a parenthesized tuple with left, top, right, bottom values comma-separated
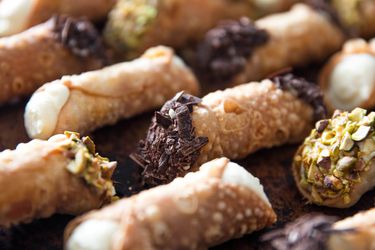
(0, 65, 374, 250)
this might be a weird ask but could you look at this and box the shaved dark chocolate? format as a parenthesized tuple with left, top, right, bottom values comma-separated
(130, 92, 208, 186)
(197, 17, 269, 84)
(51, 15, 108, 64)
(271, 73, 327, 122)
(261, 214, 338, 250)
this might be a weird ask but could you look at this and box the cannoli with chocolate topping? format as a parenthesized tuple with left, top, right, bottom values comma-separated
(103, 0, 298, 58)
(64, 157, 276, 250)
(0, 15, 106, 105)
(319, 38, 375, 111)
(0, 0, 116, 37)
(0, 131, 116, 227)
(293, 108, 375, 208)
(24, 46, 199, 140)
(197, 3, 345, 84)
(262, 209, 375, 250)
(131, 73, 326, 186)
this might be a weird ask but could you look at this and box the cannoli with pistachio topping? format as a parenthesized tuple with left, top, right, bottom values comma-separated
(0, 15, 106, 105)
(293, 108, 375, 208)
(197, 3, 345, 84)
(130, 73, 326, 186)
(0, 131, 116, 227)
(319, 38, 375, 111)
(0, 0, 116, 37)
(103, 0, 298, 59)
(261, 208, 375, 250)
(64, 157, 276, 250)
(24, 46, 199, 140)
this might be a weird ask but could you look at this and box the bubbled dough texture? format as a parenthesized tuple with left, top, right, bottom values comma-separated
(50, 46, 199, 136)
(192, 79, 313, 167)
(0, 20, 102, 104)
(233, 4, 345, 84)
(0, 135, 106, 227)
(65, 158, 276, 250)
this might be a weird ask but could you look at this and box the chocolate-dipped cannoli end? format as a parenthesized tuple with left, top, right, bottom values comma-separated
(104, 0, 158, 56)
(25, 82, 71, 140)
(197, 17, 269, 84)
(0, 0, 34, 37)
(130, 92, 209, 186)
(320, 39, 375, 111)
(293, 108, 375, 208)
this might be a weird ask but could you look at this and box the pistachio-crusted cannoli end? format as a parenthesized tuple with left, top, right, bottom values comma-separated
(197, 17, 269, 84)
(130, 92, 208, 186)
(62, 131, 117, 204)
(104, 0, 158, 56)
(293, 108, 375, 207)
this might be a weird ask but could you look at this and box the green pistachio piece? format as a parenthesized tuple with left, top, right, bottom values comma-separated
(321, 131, 336, 145)
(83, 136, 96, 154)
(348, 107, 366, 122)
(339, 132, 354, 151)
(360, 138, 375, 154)
(336, 156, 356, 171)
(351, 125, 371, 141)
(324, 175, 343, 190)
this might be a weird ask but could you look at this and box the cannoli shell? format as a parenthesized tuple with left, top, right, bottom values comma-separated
(232, 4, 345, 84)
(0, 135, 105, 227)
(192, 79, 313, 167)
(0, 20, 102, 104)
(65, 158, 276, 250)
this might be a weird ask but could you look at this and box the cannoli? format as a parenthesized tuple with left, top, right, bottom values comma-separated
(24, 46, 199, 140)
(0, 131, 116, 227)
(130, 73, 326, 186)
(0, 15, 106, 105)
(197, 3, 345, 84)
(0, 0, 116, 37)
(64, 157, 276, 250)
(103, 0, 298, 58)
(261, 208, 375, 250)
(293, 108, 375, 208)
(319, 38, 375, 111)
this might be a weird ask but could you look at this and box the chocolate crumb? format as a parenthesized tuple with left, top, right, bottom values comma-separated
(197, 17, 269, 84)
(130, 92, 208, 186)
(271, 73, 327, 122)
(51, 15, 108, 64)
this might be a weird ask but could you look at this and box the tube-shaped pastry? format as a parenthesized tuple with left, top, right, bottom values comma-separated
(103, 0, 298, 58)
(0, 15, 106, 105)
(0, 0, 116, 37)
(261, 209, 375, 250)
(293, 108, 375, 208)
(319, 38, 375, 111)
(130, 73, 326, 186)
(64, 157, 276, 250)
(24, 46, 199, 140)
(0, 131, 116, 227)
(197, 3, 345, 84)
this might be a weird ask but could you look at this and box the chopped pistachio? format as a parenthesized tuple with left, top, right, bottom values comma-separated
(336, 156, 356, 171)
(316, 119, 329, 133)
(348, 107, 366, 122)
(351, 125, 370, 141)
(339, 132, 354, 151)
(317, 157, 331, 170)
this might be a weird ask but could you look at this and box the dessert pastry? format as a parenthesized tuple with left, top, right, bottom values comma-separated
(131, 73, 326, 186)
(64, 157, 276, 250)
(197, 3, 345, 84)
(0, 15, 106, 105)
(262, 208, 375, 250)
(0, 132, 116, 227)
(319, 38, 375, 111)
(24, 46, 199, 140)
(293, 108, 375, 208)
(0, 0, 116, 37)
(104, 0, 299, 58)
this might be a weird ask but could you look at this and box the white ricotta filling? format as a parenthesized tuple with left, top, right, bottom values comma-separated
(0, 0, 34, 36)
(24, 83, 70, 139)
(328, 54, 375, 110)
(66, 219, 120, 250)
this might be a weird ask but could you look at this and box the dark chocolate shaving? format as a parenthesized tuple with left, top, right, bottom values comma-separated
(51, 15, 108, 64)
(130, 92, 209, 186)
(261, 214, 338, 250)
(196, 17, 269, 84)
(271, 73, 327, 122)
